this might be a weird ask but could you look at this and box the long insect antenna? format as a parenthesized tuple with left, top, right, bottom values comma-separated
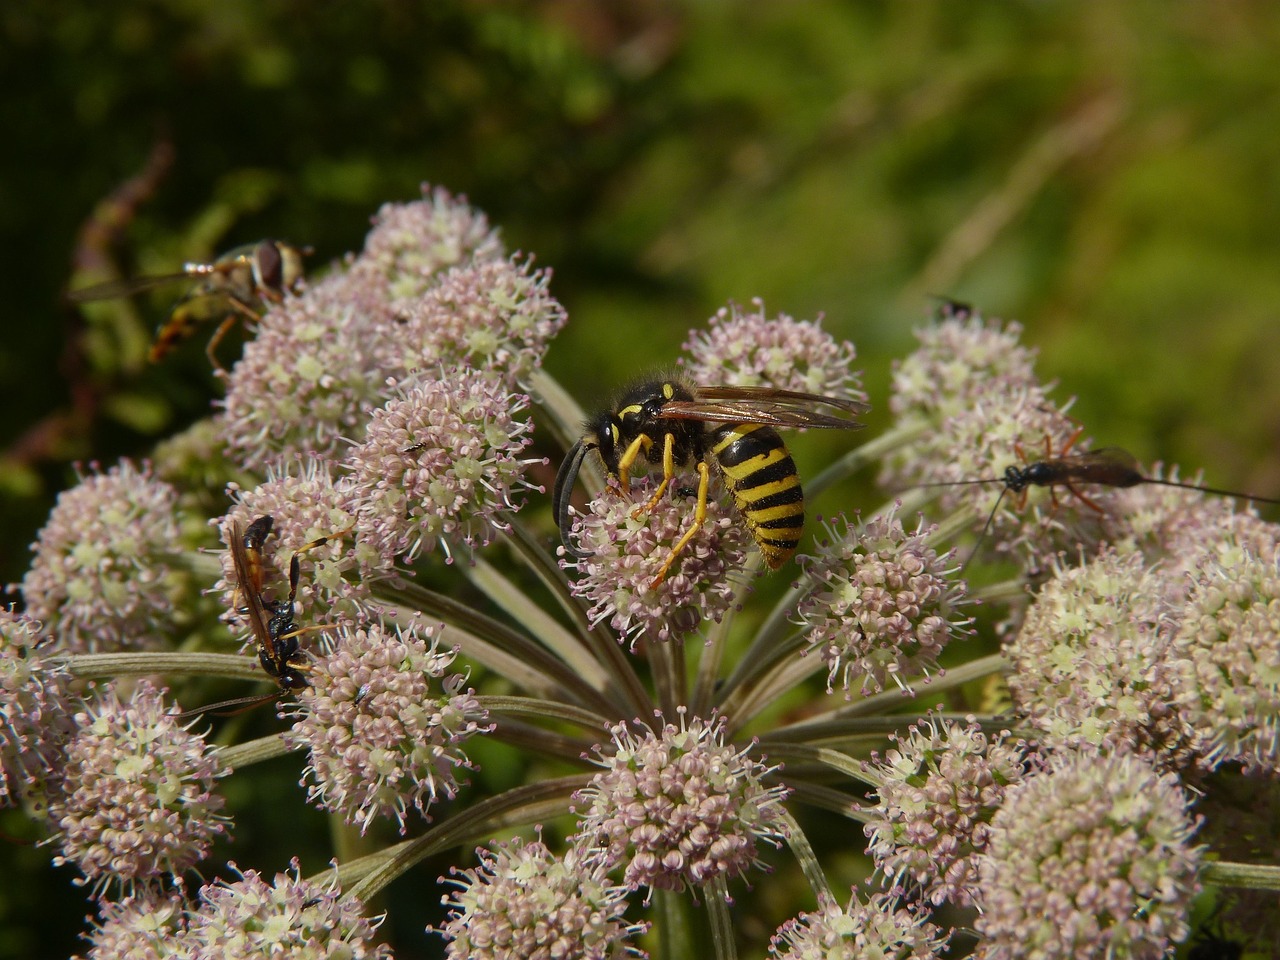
(913, 477, 1005, 489)
(176, 690, 282, 721)
(960, 486, 1013, 573)
(552, 439, 592, 557)
(1139, 476, 1280, 505)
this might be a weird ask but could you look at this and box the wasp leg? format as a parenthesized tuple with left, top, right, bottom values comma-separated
(1062, 481, 1107, 514)
(614, 433, 652, 496)
(285, 525, 355, 603)
(631, 432, 678, 520)
(650, 459, 710, 588)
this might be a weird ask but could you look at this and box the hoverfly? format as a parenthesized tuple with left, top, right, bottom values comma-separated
(554, 376, 868, 587)
(66, 239, 309, 368)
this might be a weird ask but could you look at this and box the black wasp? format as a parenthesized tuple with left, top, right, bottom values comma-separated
(554, 376, 867, 587)
(186, 515, 348, 716)
(67, 239, 309, 368)
(926, 431, 1279, 566)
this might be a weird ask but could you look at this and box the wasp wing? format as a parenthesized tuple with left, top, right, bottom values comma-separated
(658, 385, 868, 429)
(227, 520, 275, 658)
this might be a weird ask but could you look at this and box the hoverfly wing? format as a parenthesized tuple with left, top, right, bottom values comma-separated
(65, 270, 200, 304)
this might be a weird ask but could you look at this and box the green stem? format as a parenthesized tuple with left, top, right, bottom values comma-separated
(805, 419, 929, 500)
(1202, 860, 1280, 891)
(706, 879, 736, 960)
(342, 774, 592, 905)
(776, 807, 835, 905)
(217, 732, 294, 768)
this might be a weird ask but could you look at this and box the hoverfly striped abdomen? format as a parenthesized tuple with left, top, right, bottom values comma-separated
(708, 422, 804, 569)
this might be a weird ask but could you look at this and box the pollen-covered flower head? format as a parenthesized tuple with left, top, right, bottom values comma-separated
(975, 748, 1201, 960)
(861, 714, 1036, 907)
(880, 312, 1100, 568)
(1006, 548, 1193, 762)
(572, 711, 789, 898)
(887, 309, 1040, 426)
(350, 182, 504, 306)
(682, 299, 867, 405)
(185, 859, 391, 960)
(560, 477, 750, 647)
(72, 891, 188, 960)
(17, 460, 185, 653)
(796, 507, 970, 697)
(49, 680, 229, 892)
(435, 835, 648, 960)
(344, 368, 542, 565)
(1173, 519, 1280, 773)
(220, 459, 374, 629)
(217, 268, 396, 466)
(768, 891, 948, 960)
(284, 621, 492, 834)
(1, 609, 77, 812)
(384, 255, 567, 388)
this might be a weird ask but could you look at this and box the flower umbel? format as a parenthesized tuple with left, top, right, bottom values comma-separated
(796, 507, 970, 697)
(184, 859, 391, 960)
(285, 622, 491, 834)
(682, 298, 866, 405)
(17, 460, 184, 653)
(562, 477, 750, 647)
(573, 711, 789, 899)
(975, 749, 1201, 960)
(345, 368, 541, 564)
(862, 714, 1035, 907)
(768, 891, 948, 960)
(435, 835, 648, 960)
(49, 680, 229, 892)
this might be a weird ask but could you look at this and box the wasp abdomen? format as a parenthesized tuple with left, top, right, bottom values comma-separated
(709, 423, 804, 568)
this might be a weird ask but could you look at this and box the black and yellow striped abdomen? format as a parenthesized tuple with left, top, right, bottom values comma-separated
(708, 422, 804, 569)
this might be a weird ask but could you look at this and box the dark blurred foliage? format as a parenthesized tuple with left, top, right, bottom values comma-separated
(4, 3, 1280, 958)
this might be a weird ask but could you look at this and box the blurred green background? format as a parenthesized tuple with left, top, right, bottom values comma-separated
(3, 2, 1279, 957)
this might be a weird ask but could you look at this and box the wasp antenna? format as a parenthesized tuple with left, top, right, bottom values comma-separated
(913, 477, 1005, 489)
(553, 440, 588, 531)
(1141, 476, 1280, 505)
(960, 486, 1012, 573)
(176, 691, 282, 721)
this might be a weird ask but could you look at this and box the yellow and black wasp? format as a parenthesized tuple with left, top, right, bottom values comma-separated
(554, 376, 868, 586)
(67, 239, 309, 368)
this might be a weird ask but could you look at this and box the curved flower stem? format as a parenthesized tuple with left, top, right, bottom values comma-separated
(528, 368, 593, 480)
(466, 556, 610, 691)
(716, 630, 811, 729)
(805, 419, 929, 501)
(691, 557, 761, 715)
(342, 773, 593, 905)
(1201, 860, 1280, 891)
(373, 582, 621, 716)
(776, 807, 835, 906)
(61, 650, 264, 683)
(785, 780, 871, 823)
(501, 520, 652, 716)
(761, 711, 1014, 746)
(218, 732, 294, 769)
